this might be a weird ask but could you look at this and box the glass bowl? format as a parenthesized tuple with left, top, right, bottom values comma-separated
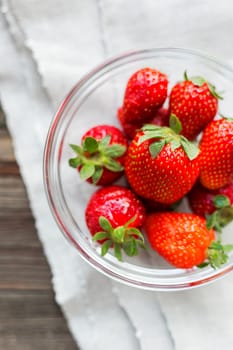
(43, 48, 233, 291)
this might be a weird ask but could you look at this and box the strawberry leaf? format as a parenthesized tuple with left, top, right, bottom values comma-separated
(169, 114, 182, 134)
(99, 135, 111, 147)
(124, 215, 137, 228)
(184, 71, 206, 86)
(180, 137, 200, 160)
(207, 240, 229, 269)
(123, 239, 138, 257)
(99, 216, 113, 233)
(197, 261, 209, 268)
(104, 159, 124, 172)
(138, 129, 169, 144)
(127, 228, 145, 243)
(135, 239, 146, 249)
(206, 207, 233, 233)
(83, 137, 99, 153)
(79, 163, 95, 180)
(217, 207, 233, 229)
(184, 71, 205, 85)
(201, 240, 233, 269)
(214, 195, 231, 209)
(114, 243, 123, 261)
(68, 157, 82, 168)
(149, 140, 165, 158)
(101, 240, 112, 256)
(190, 76, 206, 87)
(92, 232, 110, 241)
(92, 166, 103, 184)
(183, 72, 223, 99)
(69, 144, 83, 154)
(69, 132, 125, 182)
(94, 215, 146, 262)
(140, 124, 200, 161)
(142, 124, 162, 131)
(104, 144, 126, 157)
(223, 244, 233, 253)
(113, 227, 125, 243)
(208, 82, 223, 100)
(170, 139, 181, 151)
(206, 212, 218, 230)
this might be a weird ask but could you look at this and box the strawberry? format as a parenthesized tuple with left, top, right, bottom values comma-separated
(121, 68, 168, 125)
(140, 193, 182, 213)
(188, 181, 233, 233)
(85, 185, 146, 261)
(117, 107, 139, 139)
(118, 107, 170, 139)
(169, 71, 221, 139)
(125, 115, 200, 204)
(144, 212, 232, 269)
(140, 197, 171, 213)
(69, 125, 128, 185)
(188, 181, 233, 216)
(150, 107, 170, 127)
(199, 117, 233, 189)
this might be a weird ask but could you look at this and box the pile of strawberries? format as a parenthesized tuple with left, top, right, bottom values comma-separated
(69, 67, 233, 269)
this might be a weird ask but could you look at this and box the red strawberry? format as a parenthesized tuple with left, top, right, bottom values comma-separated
(140, 193, 182, 213)
(151, 107, 170, 127)
(118, 107, 169, 139)
(140, 197, 171, 213)
(188, 181, 233, 216)
(144, 212, 232, 269)
(199, 117, 233, 189)
(85, 185, 146, 261)
(121, 68, 168, 125)
(188, 181, 233, 232)
(169, 72, 221, 140)
(125, 115, 200, 204)
(69, 125, 128, 185)
(117, 107, 139, 139)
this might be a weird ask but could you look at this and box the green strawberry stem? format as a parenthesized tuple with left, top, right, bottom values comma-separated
(198, 194, 233, 269)
(206, 195, 233, 233)
(92, 216, 146, 261)
(198, 240, 233, 269)
(184, 70, 223, 100)
(69, 135, 126, 184)
(140, 115, 200, 160)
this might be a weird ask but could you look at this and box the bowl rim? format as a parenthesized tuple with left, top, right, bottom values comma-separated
(43, 47, 233, 291)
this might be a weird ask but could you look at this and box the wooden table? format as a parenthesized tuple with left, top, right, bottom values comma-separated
(0, 107, 78, 349)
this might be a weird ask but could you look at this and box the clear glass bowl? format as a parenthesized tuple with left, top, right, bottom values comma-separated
(43, 48, 233, 291)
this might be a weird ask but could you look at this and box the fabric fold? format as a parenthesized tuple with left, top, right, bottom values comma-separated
(0, 5, 143, 350)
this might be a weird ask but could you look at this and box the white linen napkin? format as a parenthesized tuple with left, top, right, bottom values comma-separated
(1, 0, 233, 349)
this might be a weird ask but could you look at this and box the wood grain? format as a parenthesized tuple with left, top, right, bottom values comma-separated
(0, 106, 79, 350)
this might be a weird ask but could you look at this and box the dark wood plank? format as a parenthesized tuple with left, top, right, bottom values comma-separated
(0, 290, 77, 350)
(0, 247, 52, 290)
(0, 107, 78, 349)
(0, 207, 40, 248)
(0, 177, 28, 210)
(0, 290, 61, 318)
(0, 161, 20, 176)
